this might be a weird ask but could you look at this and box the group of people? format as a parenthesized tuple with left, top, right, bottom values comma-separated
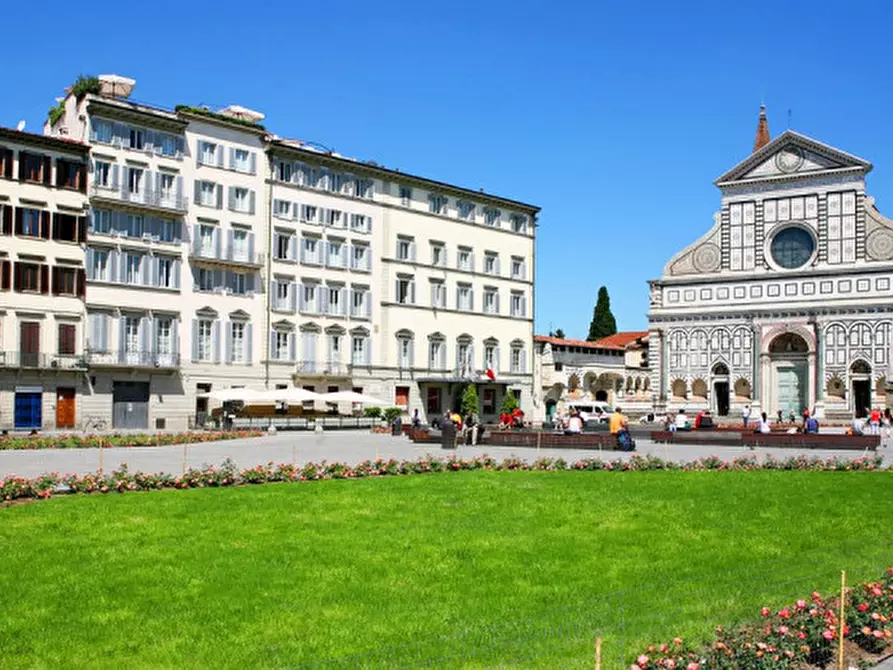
(498, 407, 526, 430)
(555, 406, 634, 450)
(850, 407, 892, 437)
(439, 409, 482, 445)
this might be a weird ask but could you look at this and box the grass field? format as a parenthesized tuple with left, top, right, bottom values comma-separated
(1, 470, 892, 668)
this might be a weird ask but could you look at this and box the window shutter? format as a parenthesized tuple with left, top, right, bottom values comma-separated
(55, 159, 64, 188)
(249, 152, 256, 175)
(12, 262, 20, 291)
(298, 284, 306, 311)
(42, 156, 52, 185)
(246, 272, 255, 293)
(495, 292, 500, 314)
(244, 324, 253, 364)
(173, 259, 181, 289)
(224, 321, 233, 363)
(14, 208, 22, 235)
(0, 260, 9, 290)
(229, 147, 235, 170)
(77, 163, 87, 193)
(269, 329, 276, 359)
(289, 236, 298, 261)
(169, 319, 179, 356)
(77, 216, 87, 244)
(340, 288, 348, 316)
(216, 184, 223, 209)
(410, 281, 415, 304)
(408, 339, 414, 369)
(249, 190, 256, 215)
(175, 175, 183, 204)
(319, 288, 329, 315)
(140, 316, 151, 355)
(194, 181, 201, 205)
(521, 295, 527, 317)
(288, 332, 296, 362)
(227, 186, 235, 211)
(51, 266, 60, 295)
(17, 151, 26, 180)
(77, 269, 86, 299)
(247, 232, 255, 260)
(40, 211, 51, 239)
(214, 228, 222, 259)
(410, 241, 417, 261)
(111, 164, 119, 190)
(216, 145, 224, 168)
(430, 283, 436, 307)
(494, 347, 501, 373)
(211, 320, 221, 363)
(469, 288, 475, 311)
(521, 349, 527, 373)
(191, 319, 200, 361)
(1, 205, 10, 235)
(40, 265, 49, 294)
(365, 293, 372, 318)
(196, 142, 203, 167)
(364, 337, 371, 365)
(108, 250, 118, 284)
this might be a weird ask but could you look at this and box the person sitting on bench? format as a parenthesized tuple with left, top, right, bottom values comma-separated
(695, 410, 714, 429)
(675, 409, 691, 431)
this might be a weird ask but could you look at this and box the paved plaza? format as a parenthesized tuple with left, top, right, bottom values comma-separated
(0, 430, 888, 479)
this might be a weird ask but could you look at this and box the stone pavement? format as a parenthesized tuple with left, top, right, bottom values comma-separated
(0, 430, 888, 478)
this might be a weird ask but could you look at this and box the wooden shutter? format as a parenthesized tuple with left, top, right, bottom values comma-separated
(14, 208, 22, 235)
(17, 151, 26, 180)
(12, 262, 21, 291)
(77, 163, 86, 192)
(76, 268, 86, 299)
(1, 149, 11, 178)
(42, 155, 52, 185)
(21, 322, 40, 354)
(51, 266, 60, 295)
(39, 265, 49, 294)
(55, 159, 64, 187)
(40, 211, 51, 239)
(0, 260, 9, 290)
(0, 205, 10, 235)
(51, 212, 59, 240)
(77, 216, 86, 243)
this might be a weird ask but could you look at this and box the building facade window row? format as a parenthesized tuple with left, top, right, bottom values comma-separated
(0, 147, 87, 192)
(0, 204, 87, 243)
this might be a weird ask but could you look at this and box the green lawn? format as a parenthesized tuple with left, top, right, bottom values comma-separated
(1, 471, 892, 668)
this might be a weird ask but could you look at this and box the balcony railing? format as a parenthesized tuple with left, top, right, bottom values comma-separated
(189, 242, 264, 266)
(295, 360, 351, 377)
(85, 350, 181, 368)
(91, 184, 188, 214)
(0, 351, 87, 370)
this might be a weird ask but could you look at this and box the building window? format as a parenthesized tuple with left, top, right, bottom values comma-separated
(301, 204, 318, 223)
(129, 128, 145, 150)
(274, 331, 290, 360)
(274, 231, 294, 261)
(429, 339, 445, 369)
(231, 272, 247, 295)
(199, 224, 216, 255)
(231, 228, 249, 260)
(457, 284, 473, 311)
(511, 256, 526, 280)
(125, 254, 143, 284)
(396, 277, 414, 304)
(90, 249, 108, 281)
(395, 385, 410, 407)
(397, 336, 413, 370)
(274, 199, 291, 219)
(58, 324, 76, 355)
(484, 252, 499, 275)
(400, 185, 412, 207)
(127, 167, 143, 195)
(231, 322, 246, 363)
(483, 344, 497, 372)
(351, 288, 369, 318)
(231, 187, 251, 213)
(355, 178, 373, 199)
(396, 237, 414, 261)
(457, 342, 472, 374)
(301, 284, 317, 312)
(431, 243, 445, 267)
(428, 194, 448, 215)
(350, 244, 369, 271)
(94, 160, 111, 188)
(156, 257, 173, 288)
(22, 153, 46, 183)
(350, 214, 371, 233)
(483, 207, 501, 227)
(276, 161, 293, 182)
(199, 181, 217, 207)
(510, 346, 525, 373)
(351, 335, 368, 366)
(53, 267, 78, 295)
(50, 211, 79, 241)
(326, 209, 344, 228)
(300, 237, 320, 264)
(327, 286, 344, 316)
(483, 288, 499, 315)
(156, 319, 172, 356)
(200, 141, 218, 166)
(510, 214, 528, 233)
(197, 268, 215, 292)
(273, 279, 291, 311)
(430, 281, 446, 308)
(510, 292, 526, 317)
(483, 389, 496, 414)
(232, 148, 252, 173)
(57, 160, 84, 191)
(16, 263, 41, 292)
(457, 247, 472, 271)
(18, 208, 42, 237)
(327, 239, 345, 268)
(457, 200, 475, 220)
(123, 316, 140, 355)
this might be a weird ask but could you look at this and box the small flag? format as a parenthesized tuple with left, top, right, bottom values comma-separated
(485, 367, 495, 381)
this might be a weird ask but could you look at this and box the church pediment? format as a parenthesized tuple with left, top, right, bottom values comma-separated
(715, 131, 872, 186)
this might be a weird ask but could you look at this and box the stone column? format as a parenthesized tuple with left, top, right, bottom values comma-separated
(649, 328, 664, 413)
(751, 322, 762, 412)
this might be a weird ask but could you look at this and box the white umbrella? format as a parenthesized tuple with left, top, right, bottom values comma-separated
(257, 387, 323, 403)
(320, 391, 389, 406)
(198, 388, 266, 402)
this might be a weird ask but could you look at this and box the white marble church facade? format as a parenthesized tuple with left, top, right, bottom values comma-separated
(648, 110, 893, 419)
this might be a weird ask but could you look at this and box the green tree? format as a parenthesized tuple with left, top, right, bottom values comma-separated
(500, 389, 519, 414)
(461, 384, 480, 416)
(554, 328, 565, 339)
(587, 286, 617, 341)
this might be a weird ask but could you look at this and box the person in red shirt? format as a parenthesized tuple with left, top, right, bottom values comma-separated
(869, 407, 882, 435)
(511, 407, 524, 428)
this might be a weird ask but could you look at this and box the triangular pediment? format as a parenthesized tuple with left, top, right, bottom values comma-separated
(715, 130, 872, 186)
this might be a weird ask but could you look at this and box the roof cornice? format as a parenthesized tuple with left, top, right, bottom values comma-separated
(0, 127, 89, 156)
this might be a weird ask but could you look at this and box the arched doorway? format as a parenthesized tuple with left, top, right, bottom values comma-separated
(594, 390, 608, 402)
(850, 360, 872, 418)
(768, 332, 810, 416)
(712, 362, 730, 416)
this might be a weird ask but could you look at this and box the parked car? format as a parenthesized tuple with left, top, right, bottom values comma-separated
(566, 401, 612, 424)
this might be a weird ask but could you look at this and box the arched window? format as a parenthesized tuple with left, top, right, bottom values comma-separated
(456, 334, 474, 376)
(428, 332, 446, 370)
(395, 329, 414, 370)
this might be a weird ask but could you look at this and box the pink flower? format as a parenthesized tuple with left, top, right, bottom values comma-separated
(637, 655, 649, 667)
(760, 607, 771, 617)
(822, 630, 834, 640)
(686, 664, 699, 670)
(779, 608, 791, 619)
(797, 631, 806, 640)
(673, 637, 683, 646)
(777, 625, 789, 635)
(796, 599, 806, 609)
(858, 603, 869, 612)
(874, 630, 885, 639)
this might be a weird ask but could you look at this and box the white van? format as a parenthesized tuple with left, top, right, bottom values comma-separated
(566, 401, 613, 423)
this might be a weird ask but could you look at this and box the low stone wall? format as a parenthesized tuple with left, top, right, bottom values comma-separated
(650, 431, 879, 451)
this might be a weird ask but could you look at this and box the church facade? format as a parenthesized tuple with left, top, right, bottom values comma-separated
(648, 109, 893, 419)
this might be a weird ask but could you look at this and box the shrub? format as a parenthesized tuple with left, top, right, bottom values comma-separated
(461, 384, 479, 416)
(382, 407, 402, 424)
(501, 390, 519, 414)
(363, 407, 382, 419)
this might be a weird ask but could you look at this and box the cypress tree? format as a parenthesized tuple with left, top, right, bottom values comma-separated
(587, 286, 617, 341)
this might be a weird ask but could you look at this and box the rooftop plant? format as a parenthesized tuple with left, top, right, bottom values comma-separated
(174, 104, 266, 131)
(46, 74, 101, 127)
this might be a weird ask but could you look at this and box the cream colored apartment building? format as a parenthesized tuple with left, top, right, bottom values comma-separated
(33, 75, 538, 430)
(0, 127, 90, 430)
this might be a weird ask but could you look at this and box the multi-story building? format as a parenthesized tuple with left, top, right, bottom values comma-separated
(532, 332, 650, 421)
(0, 127, 89, 430)
(35, 74, 538, 430)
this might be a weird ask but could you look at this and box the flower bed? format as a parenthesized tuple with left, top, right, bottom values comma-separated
(0, 454, 887, 503)
(632, 568, 893, 669)
(0, 430, 264, 451)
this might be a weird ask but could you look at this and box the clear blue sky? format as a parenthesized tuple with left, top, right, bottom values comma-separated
(4, 0, 893, 337)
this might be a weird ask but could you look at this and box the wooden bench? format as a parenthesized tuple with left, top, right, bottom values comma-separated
(650, 430, 879, 451)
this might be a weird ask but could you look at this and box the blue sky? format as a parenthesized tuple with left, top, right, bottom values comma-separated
(4, 0, 893, 337)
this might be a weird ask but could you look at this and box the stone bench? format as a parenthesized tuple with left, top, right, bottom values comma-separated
(486, 431, 625, 450)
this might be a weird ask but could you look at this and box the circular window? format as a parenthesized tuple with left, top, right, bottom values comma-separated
(770, 226, 815, 269)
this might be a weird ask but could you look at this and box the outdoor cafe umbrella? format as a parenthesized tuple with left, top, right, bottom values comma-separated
(197, 388, 266, 403)
(319, 390, 389, 405)
(256, 387, 324, 404)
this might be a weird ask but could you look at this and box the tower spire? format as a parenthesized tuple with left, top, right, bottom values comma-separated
(753, 104, 770, 153)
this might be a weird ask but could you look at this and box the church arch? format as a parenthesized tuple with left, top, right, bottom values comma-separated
(691, 378, 708, 400)
(671, 379, 687, 399)
(826, 374, 846, 399)
(733, 377, 752, 399)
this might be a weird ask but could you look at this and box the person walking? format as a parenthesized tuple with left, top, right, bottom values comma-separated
(869, 407, 881, 436)
(742, 404, 751, 428)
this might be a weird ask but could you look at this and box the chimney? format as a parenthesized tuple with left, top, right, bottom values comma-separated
(753, 104, 770, 153)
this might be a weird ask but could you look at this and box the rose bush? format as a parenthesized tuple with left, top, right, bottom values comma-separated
(633, 570, 893, 668)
